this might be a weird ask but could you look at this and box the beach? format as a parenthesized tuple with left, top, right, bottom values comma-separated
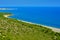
(3, 14, 60, 33)
(18, 19, 60, 33)
(3, 15, 10, 17)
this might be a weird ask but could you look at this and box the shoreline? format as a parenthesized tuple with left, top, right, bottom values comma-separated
(3, 15, 10, 17)
(18, 19, 60, 33)
(3, 14, 60, 33)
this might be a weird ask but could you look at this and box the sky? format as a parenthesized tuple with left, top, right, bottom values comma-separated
(0, 0, 60, 7)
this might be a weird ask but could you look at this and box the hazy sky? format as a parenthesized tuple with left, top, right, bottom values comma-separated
(0, 0, 60, 7)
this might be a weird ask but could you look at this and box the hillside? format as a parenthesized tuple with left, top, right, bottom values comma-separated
(0, 12, 60, 40)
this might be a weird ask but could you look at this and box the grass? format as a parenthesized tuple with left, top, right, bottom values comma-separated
(0, 12, 60, 40)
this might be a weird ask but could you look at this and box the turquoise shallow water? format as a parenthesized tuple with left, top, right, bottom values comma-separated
(0, 7, 60, 28)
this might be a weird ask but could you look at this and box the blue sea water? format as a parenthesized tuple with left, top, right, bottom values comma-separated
(0, 7, 60, 28)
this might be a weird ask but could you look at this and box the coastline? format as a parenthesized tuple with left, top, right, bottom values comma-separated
(3, 15, 10, 17)
(3, 14, 13, 18)
(18, 19, 60, 33)
(3, 14, 60, 33)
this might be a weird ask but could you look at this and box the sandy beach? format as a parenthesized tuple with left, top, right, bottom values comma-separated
(4, 14, 60, 33)
(3, 15, 9, 17)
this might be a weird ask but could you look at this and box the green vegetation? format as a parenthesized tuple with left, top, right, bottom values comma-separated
(0, 12, 60, 40)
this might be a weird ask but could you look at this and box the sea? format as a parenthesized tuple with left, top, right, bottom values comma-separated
(0, 7, 60, 28)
